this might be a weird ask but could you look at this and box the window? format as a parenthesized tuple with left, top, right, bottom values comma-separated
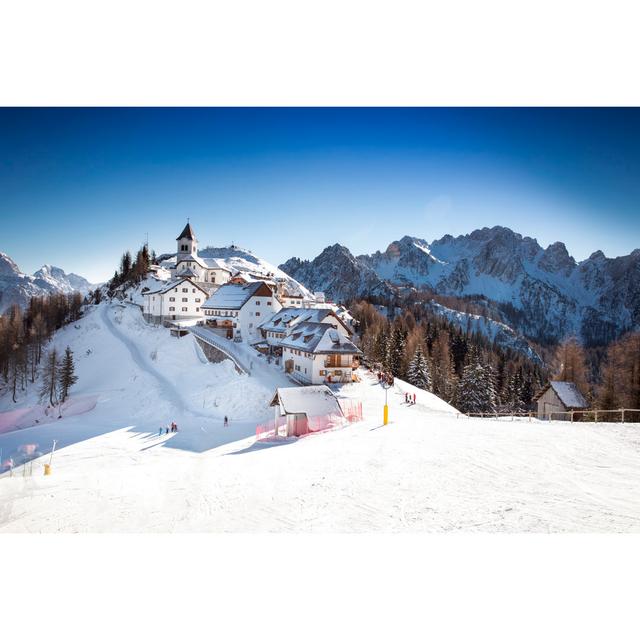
(195, 298, 201, 303)
(295, 365, 300, 371)
(256, 301, 261, 306)
(182, 288, 188, 293)
(192, 289, 196, 293)
(182, 307, 188, 312)
(169, 306, 175, 311)
(267, 301, 272, 306)
(255, 312, 260, 317)
(182, 298, 188, 302)
(169, 297, 175, 302)
(196, 308, 199, 312)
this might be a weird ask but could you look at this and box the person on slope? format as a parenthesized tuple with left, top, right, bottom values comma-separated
(224, 416, 229, 428)
(159, 426, 163, 437)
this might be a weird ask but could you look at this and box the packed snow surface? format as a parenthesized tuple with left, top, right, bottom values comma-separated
(1, 303, 640, 533)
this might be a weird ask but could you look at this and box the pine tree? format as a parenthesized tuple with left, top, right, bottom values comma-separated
(505, 369, 525, 413)
(121, 251, 132, 278)
(373, 327, 389, 367)
(39, 348, 59, 406)
(58, 346, 78, 403)
(407, 345, 432, 391)
(456, 348, 497, 414)
(388, 325, 407, 377)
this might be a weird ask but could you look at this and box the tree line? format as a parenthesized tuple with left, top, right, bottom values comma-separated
(0, 293, 82, 404)
(108, 245, 154, 293)
(553, 333, 640, 412)
(353, 300, 640, 416)
(352, 301, 545, 414)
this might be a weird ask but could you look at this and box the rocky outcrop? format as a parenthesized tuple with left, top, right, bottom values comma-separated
(279, 227, 640, 346)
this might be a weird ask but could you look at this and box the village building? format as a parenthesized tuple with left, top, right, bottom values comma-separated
(279, 321, 360, 384)
(258, 307, 353, 355)
(201, 281, 282, 342)
(277, 292, 305, 307)
(142, 276, 209, 325)
(269, 385, 344, 437)
(534, 381, 589, 420)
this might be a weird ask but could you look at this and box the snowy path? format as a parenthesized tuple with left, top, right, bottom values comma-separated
(101, 305, 208, 419)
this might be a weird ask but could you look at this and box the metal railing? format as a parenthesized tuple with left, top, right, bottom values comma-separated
(189, 325, 251, 374)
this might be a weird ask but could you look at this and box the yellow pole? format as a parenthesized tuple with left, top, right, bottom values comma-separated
(383, 383, 389, 425)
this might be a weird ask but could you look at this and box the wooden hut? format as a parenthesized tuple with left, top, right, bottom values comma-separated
(534, 381, 588, 420)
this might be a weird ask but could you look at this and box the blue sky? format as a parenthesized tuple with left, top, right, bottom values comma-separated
(1, 108, 639, 282)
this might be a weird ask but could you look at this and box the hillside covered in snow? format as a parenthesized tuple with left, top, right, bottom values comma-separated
(2, 299, 640, 533)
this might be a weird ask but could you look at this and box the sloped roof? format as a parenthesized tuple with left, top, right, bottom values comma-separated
(201, 281, 272, 310)
(270, 385, 344, 418)
(258, 306, 352, 335)
(176, 254, 207, 268)
(142, 277, 209, 296)
(279, 322, 360, 355)
(176, 222, 196, 241)
(201, 257, 233, 272)
(549, 381, 588, 409)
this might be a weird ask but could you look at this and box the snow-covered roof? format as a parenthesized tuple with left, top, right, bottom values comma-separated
(201, 281, 272, 310)
(270, 385, 344, 418)
(279, 322, 360, 355)
(176, 254, 207, 268)
(201, 257, 233, 272)
(142, 277, 209, 297)
(549, 381, 588, 409)
(179, 267, 199, 278)
(258, 307, 351, 335)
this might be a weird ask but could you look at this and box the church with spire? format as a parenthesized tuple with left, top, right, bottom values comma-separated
(172, 222, 233, 286)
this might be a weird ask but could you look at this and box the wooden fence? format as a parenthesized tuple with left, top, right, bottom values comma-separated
(458, 409, 640, 423)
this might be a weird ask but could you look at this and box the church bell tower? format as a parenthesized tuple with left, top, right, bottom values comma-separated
(176, 222, 198, 258)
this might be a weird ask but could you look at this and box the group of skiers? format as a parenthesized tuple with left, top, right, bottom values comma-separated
(157, 418, 230, 435)
(376, 370, 394, 386)
(405, 392, 417, 405)
(159, 421, 179, 436)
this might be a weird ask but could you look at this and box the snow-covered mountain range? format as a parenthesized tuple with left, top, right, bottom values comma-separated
(280, 226, 640, 346)
(0, 252, 93, 314)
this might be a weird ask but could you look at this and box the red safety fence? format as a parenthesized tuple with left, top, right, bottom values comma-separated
(339, 399, 363, 423)
(256, 399, 363, 441)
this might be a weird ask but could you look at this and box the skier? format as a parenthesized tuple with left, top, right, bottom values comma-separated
(224, 416, 229, 428)
(413, 393, 416, 404)
(165, 426, 169, 435)
(158, 426, 163, 437)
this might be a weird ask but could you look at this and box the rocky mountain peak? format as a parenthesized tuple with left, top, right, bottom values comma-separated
(0, 252, 21, 277)
(538, 241, 576, 275)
